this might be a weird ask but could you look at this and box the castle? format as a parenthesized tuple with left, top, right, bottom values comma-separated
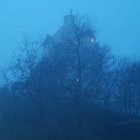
(42, 11, 96, 57)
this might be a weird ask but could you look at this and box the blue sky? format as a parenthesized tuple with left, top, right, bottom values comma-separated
(0, 0, 140, 67)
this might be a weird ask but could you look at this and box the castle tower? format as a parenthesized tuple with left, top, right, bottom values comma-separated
(64, 9, 75, 27)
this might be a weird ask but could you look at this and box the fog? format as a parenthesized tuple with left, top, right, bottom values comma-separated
(0, 0, 140, 67)
(0, 1, 140, 140)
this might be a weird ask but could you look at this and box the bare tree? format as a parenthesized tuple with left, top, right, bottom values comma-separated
(43, 18, 114, 106)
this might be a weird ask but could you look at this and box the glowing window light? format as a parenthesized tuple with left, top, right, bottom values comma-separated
(91, 37, 94, 43)
(91, 37, 95, 43)
(77, 78, 79, 82)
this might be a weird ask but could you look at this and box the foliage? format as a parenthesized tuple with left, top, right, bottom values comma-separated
(0, 18, 140, 140)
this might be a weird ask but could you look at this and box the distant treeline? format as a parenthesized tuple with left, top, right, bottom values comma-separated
(0, 18, 140, 140)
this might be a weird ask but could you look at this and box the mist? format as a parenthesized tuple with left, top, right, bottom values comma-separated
(0, 0, 140, 67)
(0, 1, 140, 140)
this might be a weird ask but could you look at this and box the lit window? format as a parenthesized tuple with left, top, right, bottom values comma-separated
(77, 78, 79, 82)
(91, 37, 95, 43)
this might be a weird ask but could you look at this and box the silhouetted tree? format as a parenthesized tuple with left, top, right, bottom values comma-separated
(113, 58, 140, 115)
